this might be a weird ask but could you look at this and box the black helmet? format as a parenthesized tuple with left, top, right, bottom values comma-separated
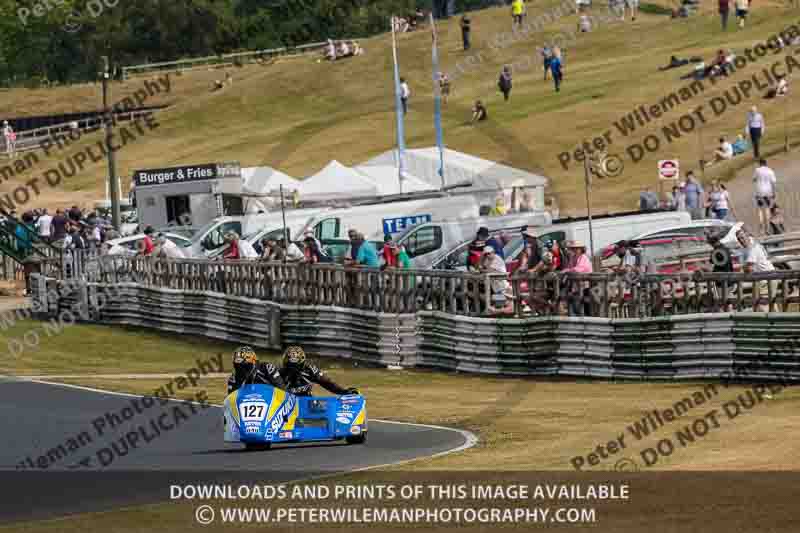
(232, 346, 257, 377)
(282, 346, 306, 370)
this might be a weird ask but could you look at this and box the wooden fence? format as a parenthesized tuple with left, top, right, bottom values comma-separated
(77, 255, 800, 318)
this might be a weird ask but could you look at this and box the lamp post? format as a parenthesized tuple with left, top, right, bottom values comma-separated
(583, 156, 596, 262)
(101, 55, 120, 230)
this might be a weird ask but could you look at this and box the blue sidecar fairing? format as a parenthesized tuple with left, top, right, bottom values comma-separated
(223, 384, 367, 448)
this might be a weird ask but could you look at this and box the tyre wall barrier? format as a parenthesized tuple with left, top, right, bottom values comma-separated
(29, 275, 800, 380)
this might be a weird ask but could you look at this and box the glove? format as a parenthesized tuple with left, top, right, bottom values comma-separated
(344, 387, 360, 395)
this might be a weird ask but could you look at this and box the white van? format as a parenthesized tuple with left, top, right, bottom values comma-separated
(306, 194, 482, 241)
(179, 210, 328, 258)
(395, 211, 553, 269)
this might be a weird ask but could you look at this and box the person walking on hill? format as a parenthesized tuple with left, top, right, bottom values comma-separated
(498, 66, 513, 101)
(753, 159, 777, 235)
(460, 14, 471, 50)
(550, 48, 563, 92)
(734, 0, 749, 28)
(400, 78, 410, 114)
(512, 0, 525, 29)
(746, 105, 765, 159)
(542, 46, 553, 81)
(719, 0, 731, 30)
(683, 171, 705, 220)
(439, 72, 451, 104)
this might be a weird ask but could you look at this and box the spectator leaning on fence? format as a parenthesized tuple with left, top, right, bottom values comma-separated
(737, 228, 778, 311)
(136, 226, 155, 256)
(223, 232, 240, 260)
(562, 240, 593, 317)
(345, 232, 379, 268)
(753, 159, 777, 235)
(383, 238, 411, 270)
(480, 246, 513, 315)
(156, 233, 185, 259)
(279, 236, 304, 262)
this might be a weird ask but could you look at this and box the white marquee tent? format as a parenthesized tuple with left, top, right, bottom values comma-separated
(241, 166, 299, 194)
(360, 147, 549, 191)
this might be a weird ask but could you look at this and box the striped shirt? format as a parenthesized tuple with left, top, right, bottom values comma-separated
(747, 111, 764, 129)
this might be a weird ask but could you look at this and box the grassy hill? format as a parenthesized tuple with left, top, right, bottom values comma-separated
(1, 0, 799, 214)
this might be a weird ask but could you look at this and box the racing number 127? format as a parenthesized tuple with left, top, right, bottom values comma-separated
(243, 404, 264, 419)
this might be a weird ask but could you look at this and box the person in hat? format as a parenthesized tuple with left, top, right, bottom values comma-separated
(517, 229, 543, 272)
(563, 240, 592, 273)
(480, 245, 513, 314)
(466, 227, 491, 270)
(563, 240, 593, 316)
(302, 230, 331, 264)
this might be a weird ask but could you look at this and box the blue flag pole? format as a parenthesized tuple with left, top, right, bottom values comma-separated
(391, 17, 406, 193)
(430, 12, 445, 189)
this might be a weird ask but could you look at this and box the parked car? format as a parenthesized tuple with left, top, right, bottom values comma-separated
(105, 232, 191, 256)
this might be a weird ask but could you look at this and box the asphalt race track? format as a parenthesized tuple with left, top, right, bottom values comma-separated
(0, 378, 472, 524)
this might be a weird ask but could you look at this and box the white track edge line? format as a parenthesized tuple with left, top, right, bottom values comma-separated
(13, 377, 479, 464)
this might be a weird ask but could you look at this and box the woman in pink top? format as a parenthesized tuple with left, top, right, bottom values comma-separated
(563, 240, 593, 273)
(563, 240, 593, 316)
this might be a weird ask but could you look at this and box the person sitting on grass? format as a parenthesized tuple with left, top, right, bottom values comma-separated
(732, 134, 750, 155)
(471, 100, 487, 123)
(706, 136, 734, 166)
(765, 75, 788, 98)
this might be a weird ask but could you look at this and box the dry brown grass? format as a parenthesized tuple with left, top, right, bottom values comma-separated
(1, 1, 798, 214)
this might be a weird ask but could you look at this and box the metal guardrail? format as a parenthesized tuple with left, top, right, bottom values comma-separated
(29, 273, 800, 381)
(3, 109, 161, 156)
(121, 40, 363, 80)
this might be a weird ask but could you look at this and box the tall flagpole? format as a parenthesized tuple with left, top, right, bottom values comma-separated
(390, 16, 407, 194)
(430, 12, 445, 189)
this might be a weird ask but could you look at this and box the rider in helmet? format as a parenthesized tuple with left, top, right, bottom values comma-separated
(278, 346, 358, 397)
(227, 346, 286, 394)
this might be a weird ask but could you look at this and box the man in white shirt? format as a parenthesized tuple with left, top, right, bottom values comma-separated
(400, 78, 410, 115)
(237, 237, 259, 259)
(155, 234, 185, 259)
(737, 229, 778, 311)
(279, 237, 304, 262)
(752, 158, 777, 235)
(35, 209, 53, 241)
